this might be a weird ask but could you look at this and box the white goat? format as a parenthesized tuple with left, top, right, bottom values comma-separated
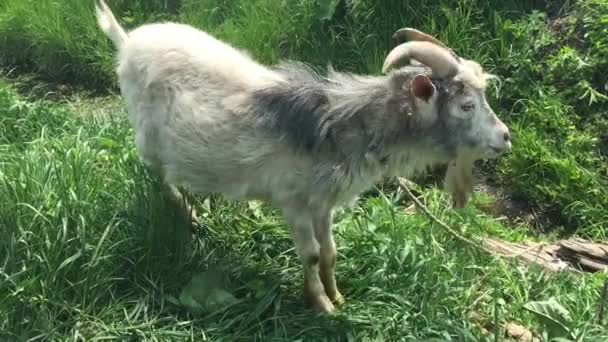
(95, 0, 511, 313)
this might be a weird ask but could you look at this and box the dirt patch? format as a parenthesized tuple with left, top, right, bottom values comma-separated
(471, 168, 575, 235)
(548, 15, 575, 36)
(388, 164, 564, 233)
(548, 14, 586, 50)
(475, 181, 538, 225)
(468, 311, 540, 341)
(470, 168, 564, 232)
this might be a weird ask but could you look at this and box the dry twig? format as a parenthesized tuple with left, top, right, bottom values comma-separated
(396, 177, 550, 262)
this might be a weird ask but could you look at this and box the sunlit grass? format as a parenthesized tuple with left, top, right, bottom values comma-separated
(1, 0, 608, 340)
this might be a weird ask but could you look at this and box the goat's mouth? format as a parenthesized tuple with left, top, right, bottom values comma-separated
(490, 146, 503, 154)
(488, 144, 510, 157)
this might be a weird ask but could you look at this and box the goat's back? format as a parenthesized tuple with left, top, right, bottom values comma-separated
(113, 22, 339, 207)
(117, 22, 281, 89)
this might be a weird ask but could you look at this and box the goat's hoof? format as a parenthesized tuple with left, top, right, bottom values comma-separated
(189, 206, 198, 221)
(179, 206, 198, 225)
(307, 294, 336, 314)
(331, 291, 345, 306)
(189, 212, 199, 226)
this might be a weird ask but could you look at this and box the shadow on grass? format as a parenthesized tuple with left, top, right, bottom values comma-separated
(108, 176, 363, 340)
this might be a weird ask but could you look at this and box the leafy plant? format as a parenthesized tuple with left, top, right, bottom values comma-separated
(178, 270, 238, 314)
(524, 298, 574, 340)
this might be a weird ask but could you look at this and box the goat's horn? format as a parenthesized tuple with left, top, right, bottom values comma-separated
(392, 28, 449, 49)
(382, 41, 459, 77)
(392, 27, 462, 62)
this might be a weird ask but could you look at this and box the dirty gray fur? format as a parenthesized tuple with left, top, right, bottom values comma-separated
(96, 0, 511, 313)
(250, 62, 466, 161)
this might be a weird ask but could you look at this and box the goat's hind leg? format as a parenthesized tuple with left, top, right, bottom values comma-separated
(314, 209, 344, 306)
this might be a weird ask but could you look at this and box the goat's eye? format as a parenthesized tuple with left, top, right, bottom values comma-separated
(461, 103, 475, 112)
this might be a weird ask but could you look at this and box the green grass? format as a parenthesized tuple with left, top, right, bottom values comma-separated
(1, 83, 606, 340)
(1, 0, 608, 340)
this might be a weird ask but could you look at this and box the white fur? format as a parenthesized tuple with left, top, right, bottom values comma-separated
(96, 1, 348, 312)
(94, 0, 510, 313)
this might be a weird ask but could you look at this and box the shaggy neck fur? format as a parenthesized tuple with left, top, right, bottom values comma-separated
(250, 62, 456, 168)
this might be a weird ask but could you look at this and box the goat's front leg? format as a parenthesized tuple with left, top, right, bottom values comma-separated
(314, 209, 343, 306)
(283, 205, 335, 313)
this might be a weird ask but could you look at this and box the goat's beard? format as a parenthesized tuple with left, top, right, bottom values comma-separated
(443, 154, 475, 209)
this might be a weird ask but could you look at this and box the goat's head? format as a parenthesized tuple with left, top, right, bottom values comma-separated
(383, 28, 512, 208)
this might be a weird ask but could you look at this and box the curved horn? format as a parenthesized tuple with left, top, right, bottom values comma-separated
(392, 27, 448, 49)
(382, 41, 460, 77)
(392, 27, 462, 62)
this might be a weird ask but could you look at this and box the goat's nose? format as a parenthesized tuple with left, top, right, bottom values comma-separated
(503, 131, 511, 142)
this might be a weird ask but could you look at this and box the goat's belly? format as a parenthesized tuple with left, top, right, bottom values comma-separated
(163, 151, 312, 200)
(176, 170, 314, 209)
(332, 173, 384, 208)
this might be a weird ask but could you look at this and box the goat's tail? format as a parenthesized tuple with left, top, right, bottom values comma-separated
(95, 0, 128, 49)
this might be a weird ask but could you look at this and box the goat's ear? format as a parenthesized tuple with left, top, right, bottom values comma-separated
(411, 74, 435, 102)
